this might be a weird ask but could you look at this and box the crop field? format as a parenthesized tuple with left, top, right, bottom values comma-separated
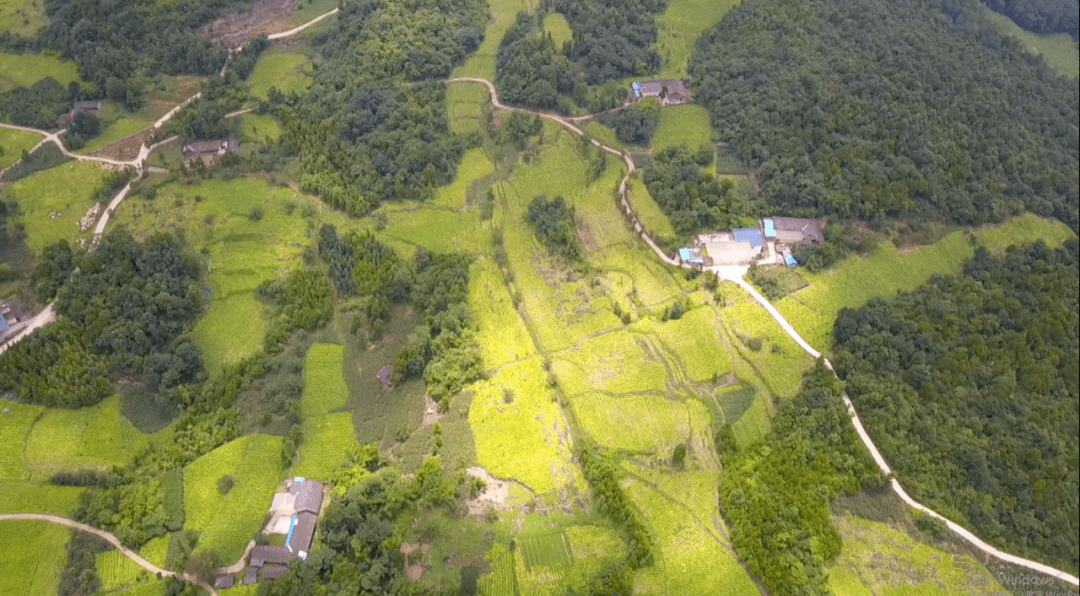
(984, 10, 1079, 78)
(478, 543, 518, 596)
(0, 52, 80, 91)
(580, 121, 622, 150)
(830, 515, 1005, 596)
(729, 390, 772, 447)
(626, 177, 675, 240)
(553, 329, 668, 396)
(248, 49, 312, 99)
(626, 478, 757, 596)
(542, 12, 573, 48)
(641, 305, 732, 382)
(775, 213, 1075, 351)
(139, 535, 169, 568)
(652, 0, 740, 78)
(452, 0, 531, 80)
(377, 205, 485, 254)
(435, 148, 494, 209)
(0, 520, 69, 596)
(469, 358, 580, 494)
(590, 247, 686, 309)
(23, 396, 171, 481)
(0, 127, 40, 169)
(470, 258, 536, 370)
(111, 178, 315, 370)
(77, 100, 162, 154)
(519, 532, 573, 569)
(0, 401, 42, 480)
(97, 548, 145, 590)
(721, 283, 813, 397)
(446, 81, 488, 134)
(0, 0, 45, 37)
(572, 393, 698, 454)
(183, 434, 284, 562)
(651, 104, 713, 158)
(239, 113, 281, 144)
(5, 160, 111, 252)
(625, 465, 724, 540)
(106, 581, 169, 596)
(714, 384, 755, 424)
(0, 480, 82, 514)
(295, 343, 356, 479)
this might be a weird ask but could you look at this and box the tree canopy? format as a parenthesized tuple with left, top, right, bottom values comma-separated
(834, 239, 1080, 572)
(689, 0, 1079, 230)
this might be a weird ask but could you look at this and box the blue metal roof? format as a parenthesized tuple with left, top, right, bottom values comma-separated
(0, 315, 8, 332)
(284, 513, 298, 549)
(763, 218, 776, 238)
(785, 255, 798, 266)
(732, 228, 764, 248)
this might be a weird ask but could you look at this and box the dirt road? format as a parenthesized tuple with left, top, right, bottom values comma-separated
(0, 513, 218, 595)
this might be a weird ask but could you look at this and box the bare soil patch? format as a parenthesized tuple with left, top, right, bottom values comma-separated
(464, 467, 509, 516)
(202, 0, 295, 47)
(90, 128, 152, 162)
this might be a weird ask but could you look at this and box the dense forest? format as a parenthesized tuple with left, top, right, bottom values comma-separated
(550, 0, 666, 84)
(495, 12, 580, 112)
(317, 225, 481, 406)
(0, 231, 204, 407)
(834, 239, 1080, 572)
(641, 145, 739, 237)
(40, 0, 245, 108)
(273, 0, 486, 215)
(719, 362, 882, 596)
(980, 0, 1079, 38)
(526, 195, 583, 262)
(689, 0, 1079, 230)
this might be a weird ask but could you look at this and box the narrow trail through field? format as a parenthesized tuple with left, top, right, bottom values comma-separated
(449, 77, 1080, 587)
(0, 513, 219, 596)
(720, 271, 1080, 587)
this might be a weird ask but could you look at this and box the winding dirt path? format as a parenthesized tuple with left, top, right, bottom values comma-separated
(449, 76, 1080, 587)
(0, 513, 218, 595)
(719, 271, 1080, 587)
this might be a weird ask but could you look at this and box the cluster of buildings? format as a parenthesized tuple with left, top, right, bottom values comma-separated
(678, 216, 826, 267)
(630, 79, 691, 105)
(0, 304, 25, 347)
(215, 477, 325, 588)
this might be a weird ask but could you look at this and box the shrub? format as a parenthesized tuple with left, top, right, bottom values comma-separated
(217, 474, 235, 495)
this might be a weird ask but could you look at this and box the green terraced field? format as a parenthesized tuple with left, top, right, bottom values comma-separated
(23, 395, 170, 481)
(984, 10, 1079, 79)
(830, 515, 1006, 596)
(626, 478, 758, 596)
(478, 543, 518, 596)
(571, 393, 712, 455)
(6, 160, 110, 252)
(111, 177, 317, 370)
(239, 113, 281, 144)
(470, 258, 537, 370)
(446, 81, 489, 135)
(626, 176, 676, 240)
(651, 104, 713, 158)
(519, 532, 573, 569)
(0, 401, 42, 480)
(625, 465, 724, 539)
(0, 52, 80, 91)
(641, 305, 731, 382)
(452, 0, 531, 80)
(775, 213, 1075, 352)
(105, 580, 169, 596)
(183, 434, 284, 563)
(0, 519, 69, 596)
(552, 328, 668, 396)
(0, 127, 40, 169)
(469, 358, 579, 494)
(97, 548, 146, 590)
(295, 343, 356, 479)
(542, 12, 573, 48)
(652, 0, 740, 78)
(0, 480, 82, 514)
(248, 49, 312, 100)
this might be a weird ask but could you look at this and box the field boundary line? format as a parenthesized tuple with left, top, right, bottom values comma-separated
(0, 513, 219, 595)
(721, 271, 1080, 587)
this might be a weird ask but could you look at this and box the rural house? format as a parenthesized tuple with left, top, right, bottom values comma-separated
(377, 364, 394, 388)
(181, 139, 240, 164)
(56, 100, 103, 128)
(630, 79, 690, 105)
(763, 216, 827, 246)
(242, 478, 325, 585)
